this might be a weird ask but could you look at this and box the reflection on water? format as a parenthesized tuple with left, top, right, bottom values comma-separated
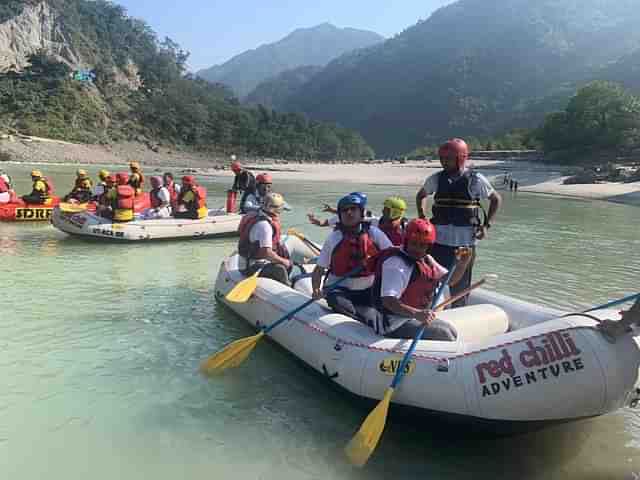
(0, 164, 639, 479)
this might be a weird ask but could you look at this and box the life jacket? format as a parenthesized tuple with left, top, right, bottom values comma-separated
(129, 172, 144, 194)
(239, 189, 259, 214)
(177, 185, 207, 218)
(431, 170, 481, 227)
(329, 223, 379, 277)
(238, 211, 288, 260)
(0, 176, 8, 194)
(113, 185, 135, 221)
(233, 170, 256, 193)
(150, 187, 164, 208)
(166, 182, 178, 208)
(30, 177, 53, 202)
(372, 248, 439, 311)
(377, 217, 407, 246)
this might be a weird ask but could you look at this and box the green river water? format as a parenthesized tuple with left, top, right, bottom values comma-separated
(1, 163, 639, 479)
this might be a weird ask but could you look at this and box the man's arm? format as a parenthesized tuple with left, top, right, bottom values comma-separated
(416, 188, 428, 219)
(476, 191, 502, 240)
(255, 246, 291, 269)
(311, 265, 327, 299)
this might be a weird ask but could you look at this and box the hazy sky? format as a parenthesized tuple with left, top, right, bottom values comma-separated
(115, 0, 453, 71)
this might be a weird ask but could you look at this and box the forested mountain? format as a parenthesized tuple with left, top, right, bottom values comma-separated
(280, 0, 640, 155)
(0, 1, 375, 160)
(245, 65, 322, 109)
(196, 23, 384, 99)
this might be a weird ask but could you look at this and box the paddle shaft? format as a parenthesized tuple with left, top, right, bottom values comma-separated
(584, 293, 640, 313)
(434, 278, 486, 312)
(262, 265, 363, 335)
(390, 258, 458, 389)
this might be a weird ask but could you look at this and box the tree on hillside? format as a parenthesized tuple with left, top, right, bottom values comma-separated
(539, 81, 640, 154)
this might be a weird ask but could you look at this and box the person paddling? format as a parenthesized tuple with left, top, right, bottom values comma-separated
(238, 192, 292, 286)
(416, 138, 501, 307)
(361, 218, 471, 340)
(143, 176, 171, 219)
(311, 193, 392, 321)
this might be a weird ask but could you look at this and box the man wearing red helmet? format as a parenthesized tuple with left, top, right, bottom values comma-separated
(230, 158, 256, 196)
(240, 172, 272, 214)
(362, 219, 471, 339)
(415, 138, 501, 307)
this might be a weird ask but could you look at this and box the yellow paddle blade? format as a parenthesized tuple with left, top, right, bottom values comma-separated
(200, 331, 265, 375)
(345, 387, 395, 467)
(225, 271, 260, 303)
(59, 202, 87, 213)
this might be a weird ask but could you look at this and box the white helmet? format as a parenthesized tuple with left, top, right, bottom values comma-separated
(262, 192, 285, 215)
(230, 154, 236, 161)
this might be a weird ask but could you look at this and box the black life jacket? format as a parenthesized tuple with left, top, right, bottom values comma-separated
(431, 170, 481, 227)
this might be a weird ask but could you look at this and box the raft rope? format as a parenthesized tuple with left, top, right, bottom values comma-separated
(253, 292, 610, 365)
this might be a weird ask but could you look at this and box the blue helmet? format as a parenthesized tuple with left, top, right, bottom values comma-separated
(338, 193, 367, 211)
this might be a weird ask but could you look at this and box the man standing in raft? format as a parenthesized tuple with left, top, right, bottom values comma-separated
(128, 161, 145, 195)
(416, 138, 501, 307)
(238, 192, 292, 285)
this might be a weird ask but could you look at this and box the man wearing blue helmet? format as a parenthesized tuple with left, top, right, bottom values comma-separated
(311, 193, 392, 320)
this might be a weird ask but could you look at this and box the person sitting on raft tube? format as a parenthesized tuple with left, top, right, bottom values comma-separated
(174, 176, 207, 219)
(128, 161, 144, 195)
(143, 176, 172, 219)
(238, 192, 292, 286)
(93, 170, 110, 199)
(240, 172, 271, 214)
(307, 192, 374, 227)
(163, 172, 180, 213)
(64, 169, 93, 203)
(111, 172, 135, 222)
(22, 170, 54, 205)
(96, 174, 116, 219)
(361, 218, 472, 340)
(416, 138, 501, 308)
(311, 193, 392, 321)
(0, 170, 16, 204)
(370, 196, 408, 246)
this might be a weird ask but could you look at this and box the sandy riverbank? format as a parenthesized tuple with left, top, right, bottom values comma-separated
(2, 138, 639, 206)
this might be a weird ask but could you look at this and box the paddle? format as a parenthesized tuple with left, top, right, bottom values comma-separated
(287, 227, 322, 255)
(225, 269, 263, 303)
(344, 257, 460, 467)
(584, 292, 640, 313)
(201, 265, 364, 375)
(59, 202, 88, 213)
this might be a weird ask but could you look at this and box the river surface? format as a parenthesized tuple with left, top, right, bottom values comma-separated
(1, 164, 640, 479)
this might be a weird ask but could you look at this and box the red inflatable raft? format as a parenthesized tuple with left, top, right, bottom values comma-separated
(0, 197, 61, 222)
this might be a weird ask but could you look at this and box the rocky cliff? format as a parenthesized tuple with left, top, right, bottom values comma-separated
(0, 1, 82, 72)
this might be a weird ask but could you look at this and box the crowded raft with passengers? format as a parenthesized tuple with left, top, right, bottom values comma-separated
(3, 138, 640, 466)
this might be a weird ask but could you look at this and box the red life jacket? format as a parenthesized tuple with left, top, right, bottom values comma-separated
(150, 188, 164, 208)
(166, 182, 178, 207)
(372, 248, 439, 310)
(0, 176, 8, 193)
(177, 185, 206, 213)
(377, 217, 407, 246)
(330, 223, 379, 277)
(115, 185, 135, 210)
(238, 212, 287, 260)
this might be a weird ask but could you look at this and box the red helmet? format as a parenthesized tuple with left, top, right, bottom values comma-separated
(182, 175, 196, 186)
(256, 173, 273, 184)
(115, 172, 129, 185)
(231, 161, 242, 173)
(405, 218, 436, 246)
(438, 138, 469, 171)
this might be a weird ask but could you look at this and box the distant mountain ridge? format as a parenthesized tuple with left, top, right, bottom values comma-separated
(196, 23, 384, 99)
(245, 65, 323, 109)
(279, 0, 640, 155)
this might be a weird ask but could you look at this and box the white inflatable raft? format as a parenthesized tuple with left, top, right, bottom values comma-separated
(51, 206, 242, 241)
(213, 235, 640, 430)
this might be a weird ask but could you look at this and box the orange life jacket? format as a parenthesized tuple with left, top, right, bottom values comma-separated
(113, 185, 135, 221)
(330, 223, 379, 277)
(238, 212, 287, 260)
(377, 217, 407, 247)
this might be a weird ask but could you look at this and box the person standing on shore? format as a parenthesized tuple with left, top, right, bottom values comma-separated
(415, 138, 501, 307)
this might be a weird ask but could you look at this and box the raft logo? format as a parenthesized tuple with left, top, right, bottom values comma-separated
(475, 332, 584, 397)
(15, 208, 52, 220)
(91, 228, 125, 238)
(378, 357, 416, 376)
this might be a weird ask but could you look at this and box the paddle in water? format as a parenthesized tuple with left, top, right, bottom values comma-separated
(201, 265, 363, 375)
